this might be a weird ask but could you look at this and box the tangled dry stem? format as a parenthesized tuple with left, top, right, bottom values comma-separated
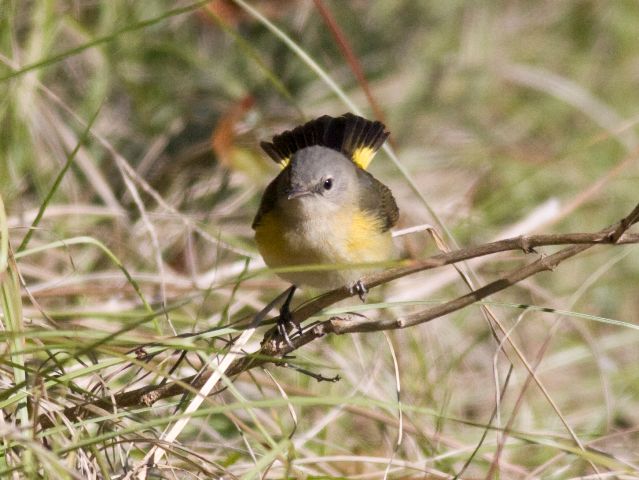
(38, 202, 639, 428)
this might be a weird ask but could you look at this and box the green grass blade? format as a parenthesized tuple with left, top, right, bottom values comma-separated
(0, 1, 211, 83)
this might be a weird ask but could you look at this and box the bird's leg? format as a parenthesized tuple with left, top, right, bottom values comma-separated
(278, 285, 301, 348)
(350, 280, 368, 302)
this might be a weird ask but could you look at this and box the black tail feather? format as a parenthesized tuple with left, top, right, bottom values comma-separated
(260, 113, 389, 169)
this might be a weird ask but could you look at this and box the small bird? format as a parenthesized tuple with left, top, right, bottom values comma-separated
(253, 113, 399, 344)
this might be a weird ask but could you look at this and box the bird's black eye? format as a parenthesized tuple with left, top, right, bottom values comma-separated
(323, 178, 333, 190)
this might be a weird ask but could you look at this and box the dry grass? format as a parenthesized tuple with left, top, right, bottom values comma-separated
(1, 1, 639, 478)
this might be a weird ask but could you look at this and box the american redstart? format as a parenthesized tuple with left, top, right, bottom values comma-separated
(253, 113, 399, 344)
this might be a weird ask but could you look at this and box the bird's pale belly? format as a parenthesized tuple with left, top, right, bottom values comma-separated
(254, 207, 395, 289)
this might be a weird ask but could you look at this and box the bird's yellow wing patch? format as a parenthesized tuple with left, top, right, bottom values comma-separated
(345, 210, 395, 262)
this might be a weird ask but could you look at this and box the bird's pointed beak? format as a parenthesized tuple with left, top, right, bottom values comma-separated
(286, 187, 312, 200)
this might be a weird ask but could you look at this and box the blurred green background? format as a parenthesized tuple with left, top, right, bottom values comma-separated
(1, 1, 638, 478)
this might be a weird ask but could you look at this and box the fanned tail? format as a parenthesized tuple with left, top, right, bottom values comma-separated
(260, 113, 389, 170)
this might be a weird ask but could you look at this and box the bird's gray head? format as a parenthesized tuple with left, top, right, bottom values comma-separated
(276, 146, 359, 217)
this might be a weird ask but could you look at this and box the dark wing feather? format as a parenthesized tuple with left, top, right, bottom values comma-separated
(356, 169, 399, 231)
(252, 174, 281, 229)
(339, 113, 389, 169)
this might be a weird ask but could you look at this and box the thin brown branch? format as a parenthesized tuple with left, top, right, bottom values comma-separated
(288, 229, 639, 323)
(610, 201, 639, 242)
(39, 203, 639, 428)
(333, 243, 592, 333)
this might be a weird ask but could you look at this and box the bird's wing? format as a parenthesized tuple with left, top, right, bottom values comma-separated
(252, 175, 280, 229)
(356, 169, 399, 232)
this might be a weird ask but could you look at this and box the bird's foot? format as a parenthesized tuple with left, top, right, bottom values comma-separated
(350, 280, 368, 302)
(277, 286, 302, 348)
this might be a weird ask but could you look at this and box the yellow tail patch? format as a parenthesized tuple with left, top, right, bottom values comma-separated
(352, 146, 376, 170)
